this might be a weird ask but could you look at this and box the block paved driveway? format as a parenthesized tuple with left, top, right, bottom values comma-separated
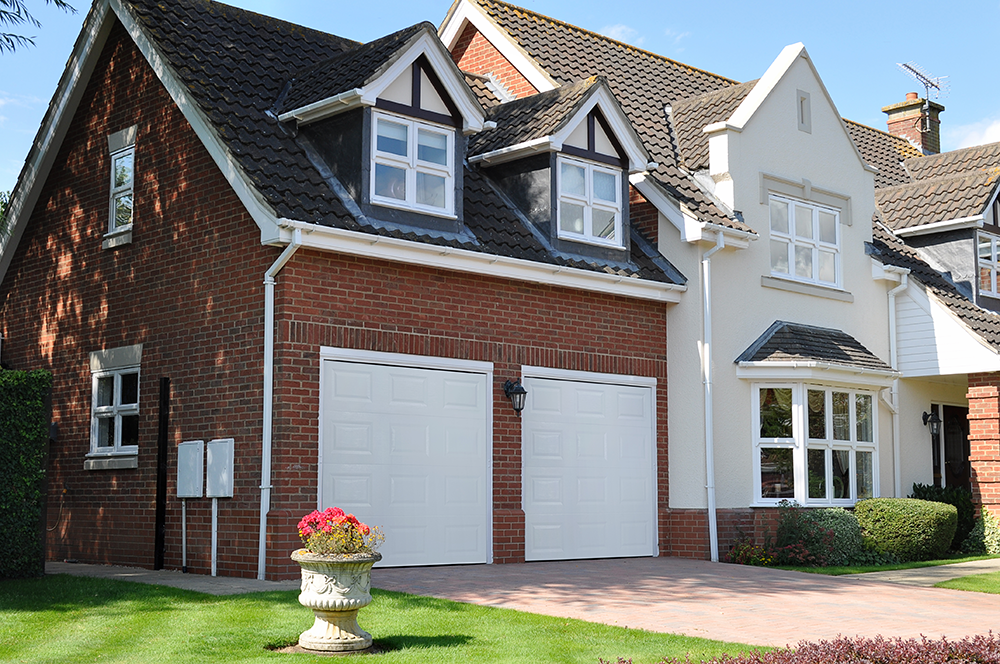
(372, 557, 1000, 647)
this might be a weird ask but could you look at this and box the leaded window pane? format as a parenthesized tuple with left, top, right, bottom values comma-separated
(832, 391, 850, 440)
(760, 448, 794, 498)
(807, 389, 825, 439)
(759, 387, 792, 438)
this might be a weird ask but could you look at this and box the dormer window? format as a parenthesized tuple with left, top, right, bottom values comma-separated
(978, 232, 1000, 298)
(557, 155, 622, 246)
(372, 111, 454, 216)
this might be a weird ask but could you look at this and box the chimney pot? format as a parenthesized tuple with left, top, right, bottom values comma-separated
(906, 91, 919, 101)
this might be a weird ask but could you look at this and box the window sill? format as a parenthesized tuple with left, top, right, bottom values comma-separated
(84, 454, 138, 471)
(761, 275, 853, 302)
(102, 227, 133, 250)
(556, 233, 626, 251)
(371, 199, 457, 221)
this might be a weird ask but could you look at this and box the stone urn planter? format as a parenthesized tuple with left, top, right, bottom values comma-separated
(291, 549, 383, 652)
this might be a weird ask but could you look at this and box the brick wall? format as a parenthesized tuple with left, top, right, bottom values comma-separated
(451, 22, 538, 99)
(667, 508, 781, 560)
(0, 19, 275, 578)
(266, 250, 669, 576)
(630, 187, 658, 245)
(967, 373, 1000, 515)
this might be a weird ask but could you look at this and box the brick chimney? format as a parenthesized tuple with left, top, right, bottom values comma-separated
(882, 91, 945, 155)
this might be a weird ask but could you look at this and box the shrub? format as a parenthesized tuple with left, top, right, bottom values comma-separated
(726, 537, 772, 566)
(962, 507, 1000, 555)
(909, 483, 974, 550)
(807, 508, 864, 566)
(854, 498, 957, 562)
(0, 370, 52, 579)
(769, 501, 834, 567)
(642, 633, 1000, 663)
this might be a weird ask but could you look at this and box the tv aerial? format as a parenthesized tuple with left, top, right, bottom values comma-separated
(896, 62, 948, 132)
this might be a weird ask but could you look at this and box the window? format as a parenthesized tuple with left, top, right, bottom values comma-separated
(978, 232, 1000, 298)
(769, 194, 840, 287)
(109, 147, 134, 232)
(557, 155, 622, 247)
(754, 383, 876, 505)
(371, 111, 454, 216)
(88, 344, 142, 458)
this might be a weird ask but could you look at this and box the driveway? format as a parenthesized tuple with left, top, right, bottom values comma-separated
(371, 557, 1000, 647)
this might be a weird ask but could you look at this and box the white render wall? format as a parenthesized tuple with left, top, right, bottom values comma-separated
(660, 46, 910, 510)
(897, 375, 969, 493)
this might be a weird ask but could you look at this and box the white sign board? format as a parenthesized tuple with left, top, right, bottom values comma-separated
(177, 440, 204, 498)
(206, 438, 234, 498)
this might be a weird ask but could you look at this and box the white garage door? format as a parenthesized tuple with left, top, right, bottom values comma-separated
(319, 352, 491, 566)
(523, 373, 656, 561)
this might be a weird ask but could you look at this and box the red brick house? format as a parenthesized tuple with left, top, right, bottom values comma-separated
(0, 0, 685, 579)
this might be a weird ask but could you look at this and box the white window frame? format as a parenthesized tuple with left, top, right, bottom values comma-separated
(108, 145, 135, 234)
(769, 194, 841, 288)
(752, 382, 878, 507)
(978, 232, 1000, 298)
(370, 110, 455, 217)
(556, 155, 623, 248)
(88, 345, 142, 457)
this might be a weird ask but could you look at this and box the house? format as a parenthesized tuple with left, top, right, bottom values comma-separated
(3, 0, 999, 580)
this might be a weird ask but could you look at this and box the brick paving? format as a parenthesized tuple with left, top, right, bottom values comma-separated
(371, 557, 1000, 647)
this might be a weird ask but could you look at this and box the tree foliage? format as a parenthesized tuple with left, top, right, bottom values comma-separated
(1, 0, 75, 53)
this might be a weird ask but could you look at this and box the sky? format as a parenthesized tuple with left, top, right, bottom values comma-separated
(2, 0, 998, 195)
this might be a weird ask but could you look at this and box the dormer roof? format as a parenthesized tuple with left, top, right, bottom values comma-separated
(875, 170, 1000, 234)
(468, 76, 650, 172)
(904, 141, 1000, 181)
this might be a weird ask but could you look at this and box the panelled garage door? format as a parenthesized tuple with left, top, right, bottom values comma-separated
(319, 352, 491, 566)
(523, 373, 656, 561)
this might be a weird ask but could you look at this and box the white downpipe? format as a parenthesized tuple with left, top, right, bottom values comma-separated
(211, 497, 218, 577)
(887, 272, 909, 498)
(257, 230, 303, 580)
(702, 231, 725, 562)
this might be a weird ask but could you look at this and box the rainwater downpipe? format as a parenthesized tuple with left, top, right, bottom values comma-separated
(258, 229, 303, 580)
(887, 271, 909, 498)
(702, 231, 725, 562)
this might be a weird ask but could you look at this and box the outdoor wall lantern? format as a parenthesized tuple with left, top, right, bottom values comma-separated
(503, 379, 528, 415)
(922, 411, 942, 437)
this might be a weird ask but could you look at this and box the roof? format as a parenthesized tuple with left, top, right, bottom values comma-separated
(671, 80, 757, 172)
(464, 72, 503, 109)
(905, 141, 1000, 181)
(469, 0, 753, 234)
(874, 170, 1000, 231)
(869, 223, 1000, 351)
(468, 77, 601, 156)
(844, 120, 923, 189)
(735, 320, 893, 373)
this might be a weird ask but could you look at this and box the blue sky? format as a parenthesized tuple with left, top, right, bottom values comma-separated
(2, 0, 997, 194)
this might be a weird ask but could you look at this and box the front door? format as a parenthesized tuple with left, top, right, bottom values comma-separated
(942, 405, 971, 491)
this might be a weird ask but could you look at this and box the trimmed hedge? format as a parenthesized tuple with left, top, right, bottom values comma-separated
(855, 498, 957, 562)
(909, 483, 974, 550)
(961, 507, 1000, 555)
(0, 370, 53, 579)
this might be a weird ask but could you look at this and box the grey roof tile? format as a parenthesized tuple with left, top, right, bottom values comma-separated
(464, 72, 502, 109)
(844, 120, 923, 189)
(904, 142, 1000, 181)
(735, 320, 893, 372)
(874, 170, 1000, 231)
(671, 80, 757, 172)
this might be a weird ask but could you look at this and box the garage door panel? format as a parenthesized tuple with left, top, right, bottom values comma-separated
(524, 376, 655, 561)
(322, 359, 489, 567)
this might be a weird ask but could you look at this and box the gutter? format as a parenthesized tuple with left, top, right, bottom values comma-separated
(258, 229, 303, 580)
(701, 231, 724, 562)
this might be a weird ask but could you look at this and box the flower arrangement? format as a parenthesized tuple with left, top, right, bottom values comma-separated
(297, 507, 385, 556)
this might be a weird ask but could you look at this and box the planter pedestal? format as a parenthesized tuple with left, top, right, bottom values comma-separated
(291, 549, 382, 652)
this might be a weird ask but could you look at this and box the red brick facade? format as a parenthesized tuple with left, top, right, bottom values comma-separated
(667, 508, 781, 560)
(451, 22, 538, 99)
(630, 188, 659, 245)
(967, 373, 1000, 515)
(1, 19, 674, 579)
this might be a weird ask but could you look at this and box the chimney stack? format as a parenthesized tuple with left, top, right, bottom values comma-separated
(882, 92, 944, 155)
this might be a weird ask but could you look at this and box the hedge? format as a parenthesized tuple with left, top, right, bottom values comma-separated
(909, 483, 974, 550)
(0, 370, 53, 579)
(855, 498, 957, 562)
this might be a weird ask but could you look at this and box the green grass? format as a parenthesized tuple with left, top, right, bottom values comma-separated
(936, 571, 1000, 594)
(0, 574, 760, 663)
(776, 554, 999, 576)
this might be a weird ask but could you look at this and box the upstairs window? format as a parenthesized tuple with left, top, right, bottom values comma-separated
(109, 147, 134, 232)
(769, 194, 840, 288)
(371, 111, 454, 216)
(557, 155, 622, 247)
(978, 232, 1000, 298)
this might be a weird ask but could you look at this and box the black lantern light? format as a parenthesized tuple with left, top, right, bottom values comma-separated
(503, 379, 527, 415)
(922, 411, 942, 437)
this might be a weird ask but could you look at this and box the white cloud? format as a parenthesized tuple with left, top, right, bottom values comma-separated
(600, 24, 645, 47)
(664, 28, 691, 52)
(947, 116, 1000, 149)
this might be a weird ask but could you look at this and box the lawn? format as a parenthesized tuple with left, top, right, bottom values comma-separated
(0, 574, 760, 664)
(778, 554, 999, 576)
(936, 571, 1000, 594)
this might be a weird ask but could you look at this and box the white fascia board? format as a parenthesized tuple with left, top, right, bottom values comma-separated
(629, 174, 754, 249)
(0, 0, 113, 286)
(277, 89, 364, 124)
(522, 364, 657, 387)
(550, 85, 650, 173)
(438, 0, 556, 94)
(894, 215, 984, 237)
(110, 0, 283, 244)
(724, 43, 875, 174)
(736, 361, 898, 387)
(871, 258, 909, 282)
(275, 219, 685, 303)
(468, 137, 556, 165)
